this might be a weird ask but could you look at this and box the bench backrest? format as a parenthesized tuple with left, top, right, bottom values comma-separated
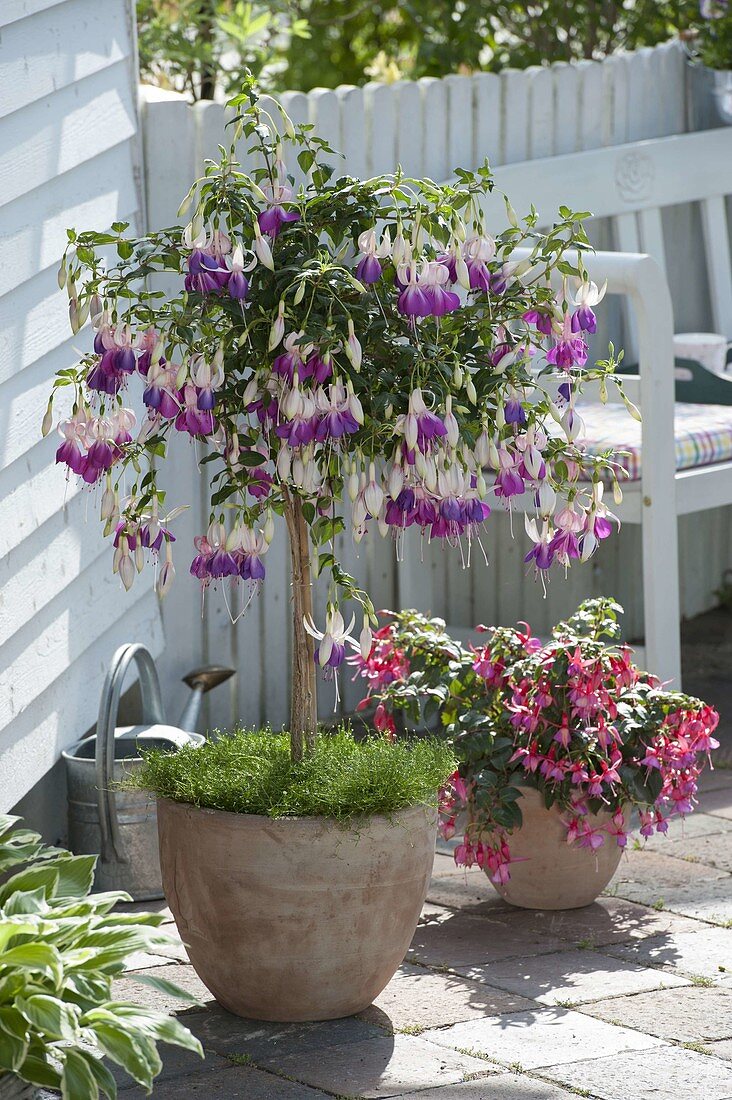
(485, 128, 732, 340)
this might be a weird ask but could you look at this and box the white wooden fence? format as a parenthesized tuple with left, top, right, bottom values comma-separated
(139, 40, 732, 735)
(0, 0, 164, 820)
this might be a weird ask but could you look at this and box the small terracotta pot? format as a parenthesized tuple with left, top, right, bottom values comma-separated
(157, 797, 437, 1021)
(488, 787, 626, 910)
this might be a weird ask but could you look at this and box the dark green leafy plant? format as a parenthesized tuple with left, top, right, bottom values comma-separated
(0, 816, 202, 1098)
(132, 727, 455, 818)
(694, 1, 732, 70)
(136, 0, 699, 96)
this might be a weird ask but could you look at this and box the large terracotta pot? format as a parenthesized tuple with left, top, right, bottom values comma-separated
(157, 797, 437, 1021)
(488, 787, 626, 910)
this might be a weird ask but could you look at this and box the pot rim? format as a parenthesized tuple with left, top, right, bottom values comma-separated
(156, 795, 437, 830)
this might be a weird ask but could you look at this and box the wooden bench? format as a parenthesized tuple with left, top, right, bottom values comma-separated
(400, 128, 732, 687)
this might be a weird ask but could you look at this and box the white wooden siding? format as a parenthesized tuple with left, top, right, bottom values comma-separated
(0, 0, 163, 811)
(141, 40, 728, 732)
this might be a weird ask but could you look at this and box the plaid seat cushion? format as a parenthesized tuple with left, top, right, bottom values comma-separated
(576, 401, 732, 482)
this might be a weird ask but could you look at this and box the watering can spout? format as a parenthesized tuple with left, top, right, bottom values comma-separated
(179, 665, 235, 732)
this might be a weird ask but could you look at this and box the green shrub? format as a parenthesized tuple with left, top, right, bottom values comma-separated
(133, 728, 455, 819)
(0, 815, 202, 1098)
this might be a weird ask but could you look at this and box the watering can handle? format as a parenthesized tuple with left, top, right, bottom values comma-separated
(96, 644, 165, 865)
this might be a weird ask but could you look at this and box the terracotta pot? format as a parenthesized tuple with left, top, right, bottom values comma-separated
(157, 797, 437, 1021)
(488, 787, 626, 910)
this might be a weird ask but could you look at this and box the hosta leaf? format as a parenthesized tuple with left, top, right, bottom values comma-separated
(61, 1048, 98, 1100)
(0, 943, 62, 984)
(0, 1021, 29, 1071)
(4, 887, 49, 916)
(0, 866, 59, 906)
(0, 920, 36, 954)
(83, 1050, 118, 1099)
(92, 1023, 160, 1090)
(101, 1004, 203, 1056)
(17, 994, 81, 1041)
(51, 855, 97, 900)
(17, 1047, 62, 1089)
(128, 972, 204, 1004)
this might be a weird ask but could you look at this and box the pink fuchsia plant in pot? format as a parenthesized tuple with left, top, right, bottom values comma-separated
(355, 599, 720, 909)
(45, 77, 627, 1016)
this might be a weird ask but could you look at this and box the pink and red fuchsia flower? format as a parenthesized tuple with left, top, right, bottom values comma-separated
(355, 601, 719, 886)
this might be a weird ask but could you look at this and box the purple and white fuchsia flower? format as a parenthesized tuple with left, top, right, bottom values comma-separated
(570, 279, 607, 335)
(304, 606, 358, 670)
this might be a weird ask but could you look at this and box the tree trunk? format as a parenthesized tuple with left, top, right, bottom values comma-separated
(283, 489, 318, 761)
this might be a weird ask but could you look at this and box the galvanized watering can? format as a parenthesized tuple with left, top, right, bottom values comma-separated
(63, 644, 233, 900)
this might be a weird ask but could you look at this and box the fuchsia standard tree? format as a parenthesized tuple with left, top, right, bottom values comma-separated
(47, 81, 626, 761)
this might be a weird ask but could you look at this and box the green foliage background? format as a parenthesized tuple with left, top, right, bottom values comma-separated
(136, 0, 702, 101)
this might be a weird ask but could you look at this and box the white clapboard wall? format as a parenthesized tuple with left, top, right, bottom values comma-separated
(0, 0, 164, 813)
(141, 40, 727, 733)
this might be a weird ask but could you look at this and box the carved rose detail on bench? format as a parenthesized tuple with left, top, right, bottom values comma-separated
(615, 151, 654, 203)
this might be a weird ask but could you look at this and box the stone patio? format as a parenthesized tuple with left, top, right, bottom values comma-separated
(105, 618, 732, 1099)
(112, 762, 732, 1100)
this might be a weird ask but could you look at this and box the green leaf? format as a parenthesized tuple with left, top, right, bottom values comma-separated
(17, 994, 81, 1041)
(0, 919, 36, 953)
(0, 943, 63, 984)
(16, 1050, 62, 1089)
(92, 1023, 160, 1090)
(128, 972, 204, 1005)
(83, 1050, 118, 1099)
(0, 1023, 29, 1071)
(0, 1007, 29, 1042)
(61, 1048, 99, 1100)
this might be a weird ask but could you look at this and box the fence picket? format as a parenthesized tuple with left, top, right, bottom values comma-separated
(577, 61, 604, 151)
(500, 69, 529, 163)
(418, 77, 448, 181)
(446, 74, 474, 171)
(552, 63, 579, 154)
(337, 85, 367, 177)
(473, 71, 501, 168)
(393, 81, 423, 177)
(528, 66, 555, 159)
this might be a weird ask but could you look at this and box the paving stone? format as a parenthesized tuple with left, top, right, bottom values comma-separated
(642, 879, 732, 926)
(583, 985, 732, 1042)
(272, 1034, 497, 1097)
(537, 1045, 732, 1100)
(605, 925, 732, 984)
(697, 785, 732, 820)
(697, 769, 732, 794)
(113, 963, 213, 1014)
(453, 948, 690, 1005)
(422, 1006, 662, 1069)
(184, 1005, 386, 1065)
(641, 812, 732, 851)
(120, 1064, 330, 1098)
(637, 829, 732, 873)
(708, 1039, 732, 1060)
(463, 896, 700, 951)
(428, 855, 500, 910)
(358, 963, 535, 1031)
(608, 848, 732, 921)
(409, 908, 566, 968)
(397, 1074, 578, 1098)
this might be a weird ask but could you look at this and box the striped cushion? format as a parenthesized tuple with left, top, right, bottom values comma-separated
(577, 401, 732, 482)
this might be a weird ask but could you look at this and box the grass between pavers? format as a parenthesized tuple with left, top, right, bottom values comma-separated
(132, 727, 455, 819)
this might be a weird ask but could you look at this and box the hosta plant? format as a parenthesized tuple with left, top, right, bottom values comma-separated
(0, 815, 202, 1098)
(354, 599, 720, 885)
(47, 79, 627, 762)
